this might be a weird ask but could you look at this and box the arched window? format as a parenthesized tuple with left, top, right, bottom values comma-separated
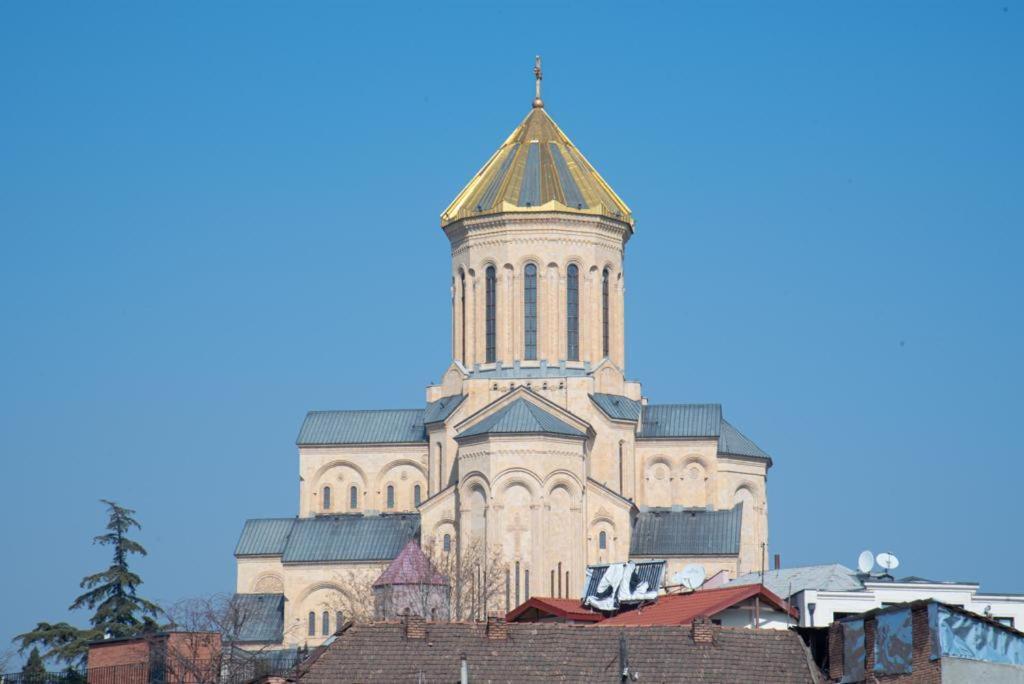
(414, 484, 422, 506)
(567, 264, 579, 361)
(336, 611, 344, 630)
(602, 268, 610, 358)
(523, 263, 537, 360)
(321, 611, 330, 636)
(322, 485, 331, 511)
(460, 270, 466, 363)
(307, 612, 315, 637)
(485, 266, 496, 363)
(599, 531, 607, 550)
(443, 534, 451, 553)
(349, 485, 358, 510)
(386, 485, 395, 509)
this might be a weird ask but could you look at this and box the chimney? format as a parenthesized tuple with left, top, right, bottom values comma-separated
(774, 554, 781, 570)
(404, 614, 426, 640)
(691, 616, 716, 644)
(486, 613, 508, 640)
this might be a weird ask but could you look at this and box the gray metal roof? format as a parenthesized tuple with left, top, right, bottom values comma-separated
(731, 564, 864, 598)
(423, 394, 466, 424)
(235, 514, 420, 563)
(638, 404, 722, 439)
(591, 393, 642, 422)
(718, 420, 770, 459)
(234, 518, 296, 556)
(630, 505, 742, 556)
(457, 398, 585, 439)
(233, 593, 285, 644)
(297, 409, 427, 445)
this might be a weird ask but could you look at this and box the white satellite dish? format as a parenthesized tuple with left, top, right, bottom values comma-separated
(857, 550, 875, 574)
(679, 564, 706, 591)
(671, 571, 687, 585)
(877, 552, 900, 571)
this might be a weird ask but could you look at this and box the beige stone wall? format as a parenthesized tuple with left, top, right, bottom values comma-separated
(298, 444, 429, 517)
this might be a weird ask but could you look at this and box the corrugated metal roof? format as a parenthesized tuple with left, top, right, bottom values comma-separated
(282, 514, 420, 563)
(630, 505, 742, 556)
(297, 409, 427, 445)
(718, 419, 770, 459)
(590, 393, 642, 422)
(235, 518, 296, 556)
(457, 398, 585, 439)
(730, 564, 864, 598)
(423, 395, 465, 424)
(638, 404, 721, 438)
(233, 593, 285, 643)
(600, 584, 797, 626)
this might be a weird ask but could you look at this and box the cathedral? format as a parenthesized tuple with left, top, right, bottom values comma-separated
(232, 61, 772, 649)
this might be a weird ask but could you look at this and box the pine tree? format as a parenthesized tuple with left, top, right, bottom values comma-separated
(15, 500, 162, 667)
(21, 647, 46, 681)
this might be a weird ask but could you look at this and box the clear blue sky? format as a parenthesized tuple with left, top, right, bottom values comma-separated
(2, 0, 1021, 664)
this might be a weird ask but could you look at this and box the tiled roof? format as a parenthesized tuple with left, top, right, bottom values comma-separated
(600, 584, 797, 626)
(630, 505, 743, 556)
(372, 540, 448, 587)
(422, 395, 465, 424)
(718, 419, 770, 459)
(233, 593, 285, 644)
(235, 514, 420, 563)
(297, 409, 427, 445)
(590, 393, 642, 422)
(638, 404, 722, 438)
(296, 622, 818, 683)
(731, 564, 864, 598)
(457, 398, 585, 439)
(506, 597, 603, 623)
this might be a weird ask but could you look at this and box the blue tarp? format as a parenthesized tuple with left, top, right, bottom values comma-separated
(932, 604, 1024, 666)
(841, 619, 866, 683)
(874, 608, 913, 674)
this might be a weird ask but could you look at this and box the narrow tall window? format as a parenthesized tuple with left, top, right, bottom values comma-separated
(602, 268, 610, 358)
(437, 444, 445, 490)
(485, 266, 496, 363)
(443, 534, 451, 553)
(386, 485, 395, 509)
(460, 270, 466, 363)
(523, 263, 537, 360)
(599, 531, 607, 550)
(414, 484, 422, 506)
(567, 264, 579, 360)
(307, 612, 315, 637)
(322, 485, 331, 511)
(322, 611, 330, 636)
(349, 485, 358, 510)
(336, 611, 344, 630)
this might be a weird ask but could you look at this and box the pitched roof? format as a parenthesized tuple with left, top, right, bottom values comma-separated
(372, 540, 448, 587)
(233, 593, 285, 644)
(730, 564, 864, 598)
(600, 584, 798, 626)
(235, 514, 420, 563)
(296, 622, 818, 683)
(638, 404, 722, 438)
(630, 505, 743, 556)
(718, 419, 771, 459)
(297, 409, 427, 445)
(506, 597, 604, 623)
(590, 393, 642, 422)
(423, 394, 465, 424)
(457, 398, 585, 439)
(441, 107, 633, 228)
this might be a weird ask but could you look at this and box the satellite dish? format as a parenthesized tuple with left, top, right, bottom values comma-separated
(857, 550, 875, 574)
(679, 564, 706, 591)
(670, 571, 687, 585)
(876, 552, 900, 571)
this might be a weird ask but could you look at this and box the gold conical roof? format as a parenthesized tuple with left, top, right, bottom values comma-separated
(441, 107, 633, 229)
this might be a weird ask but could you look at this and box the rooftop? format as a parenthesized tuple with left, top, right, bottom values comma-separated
(235, 514, 420, 563)
(600, 584, 797, 626)
(731, 564, 864, 598)
(630, 505, 743, 557)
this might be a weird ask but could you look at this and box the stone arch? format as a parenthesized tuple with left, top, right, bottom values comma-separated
(678, 459, 708, 508)
(643, 456, 673, 508)
(542, 469, 583, 498)
(493, 467, 543, 497)
(589, 517, 617, 563)
(311, 460, 369, 514)
(252, 572, 284, 594)
(375, 459, 428, 511)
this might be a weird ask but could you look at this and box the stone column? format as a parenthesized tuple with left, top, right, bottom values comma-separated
(614, 270, 626, 368)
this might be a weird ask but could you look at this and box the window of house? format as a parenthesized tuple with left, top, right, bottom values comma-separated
(349, 485, 358, 510)
(443, 534, 451, 553)
(414, 484, 422, 506)
(599, 531, 607, 550)
(460, 270, 466, 363)
(307, 612, 315, 637)
(322, 485, 331, 511)
(485, 265, 496, 363)
(386, 485, 395, 509)
(601, 268, 610, 357)
(567, 264, 579, 361)
(336, 611, 344, 630)
(524, 263, 537, 360)
(997, 616, 1015, 628)
(321, 611, 330, 636)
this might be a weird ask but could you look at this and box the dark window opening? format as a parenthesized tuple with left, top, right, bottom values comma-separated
(524, 263, 537, 360)
(485, 266, 497, 363)
(567, 264, 579, 360)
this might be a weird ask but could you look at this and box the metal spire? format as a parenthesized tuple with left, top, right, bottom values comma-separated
(532, 55, 544, 109)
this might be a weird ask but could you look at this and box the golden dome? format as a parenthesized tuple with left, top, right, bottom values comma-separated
(441, 106, 633, 229)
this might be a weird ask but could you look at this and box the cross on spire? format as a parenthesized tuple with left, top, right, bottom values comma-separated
(532, 55, 544, 109)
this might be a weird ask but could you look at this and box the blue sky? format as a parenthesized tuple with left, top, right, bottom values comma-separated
(1, 0, 1022, 664)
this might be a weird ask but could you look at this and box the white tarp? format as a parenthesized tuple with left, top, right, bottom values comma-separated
(584, 562, 659, 612)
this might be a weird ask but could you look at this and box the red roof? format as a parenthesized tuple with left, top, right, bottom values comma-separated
(506, 597, 604, 623)
(372, 540, 448, 587)
(599, 584, 797, 626)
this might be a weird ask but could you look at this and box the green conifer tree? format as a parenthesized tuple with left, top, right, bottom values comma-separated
(21, 647, 46, 681)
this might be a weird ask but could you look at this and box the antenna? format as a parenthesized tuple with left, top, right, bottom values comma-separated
(876, 552, 900, 576)
(678, 564, 706, 591)
(857, 550, 875, 575)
